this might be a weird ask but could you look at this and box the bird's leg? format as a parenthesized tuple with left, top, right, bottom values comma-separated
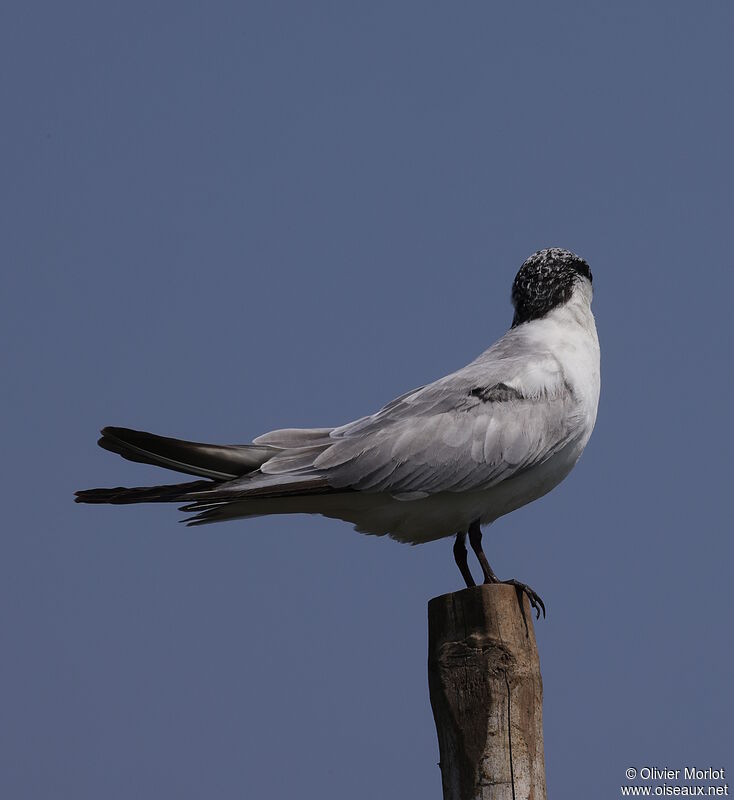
(453, 532, 476, 588)
(468, 520, 500, 583)
(468, 520, 546, 619)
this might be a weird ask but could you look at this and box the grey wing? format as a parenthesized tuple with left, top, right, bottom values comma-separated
(183, 331, 581, 506)
(310, 348, 583, 495)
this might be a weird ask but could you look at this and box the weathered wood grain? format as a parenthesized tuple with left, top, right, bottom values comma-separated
(428, 584, 546, 800)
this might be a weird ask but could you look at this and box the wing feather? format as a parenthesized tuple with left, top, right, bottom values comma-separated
(311, 335, 582, 495)
(180, 328, 584, 509)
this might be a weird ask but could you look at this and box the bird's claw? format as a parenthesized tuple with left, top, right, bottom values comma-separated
(504, 579, 546, 619)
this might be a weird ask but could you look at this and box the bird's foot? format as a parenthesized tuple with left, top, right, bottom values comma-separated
(499, 578, 546, 620)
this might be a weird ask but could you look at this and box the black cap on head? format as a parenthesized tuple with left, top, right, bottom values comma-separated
(511, 248, 592, 327)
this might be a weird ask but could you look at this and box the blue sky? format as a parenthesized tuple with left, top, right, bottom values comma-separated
(2, 3, 732, 798)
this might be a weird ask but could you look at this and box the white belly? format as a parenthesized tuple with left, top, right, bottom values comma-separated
(236, 432, 588, 545)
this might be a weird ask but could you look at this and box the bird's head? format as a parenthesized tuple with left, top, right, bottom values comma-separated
(511, 248, 593, 327)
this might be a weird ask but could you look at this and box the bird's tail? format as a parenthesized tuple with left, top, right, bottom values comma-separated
(93, 426, 277, 479)
(75, 426, 276, 505)
(74, 426, 332, 511)
(74, 479, 216, 505)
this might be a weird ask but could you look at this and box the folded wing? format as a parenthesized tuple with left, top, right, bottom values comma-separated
(311, 350, 581, 495)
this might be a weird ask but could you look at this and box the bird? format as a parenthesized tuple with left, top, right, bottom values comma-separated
(76, 247, 600, 617)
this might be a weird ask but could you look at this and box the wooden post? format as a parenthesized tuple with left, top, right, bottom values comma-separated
(428, 584, 546, 800)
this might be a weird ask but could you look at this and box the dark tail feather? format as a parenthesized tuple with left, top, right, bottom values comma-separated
(75, 480, 214, 505)
(97, 426, 276, 479)
(77, 427, 334, 514)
